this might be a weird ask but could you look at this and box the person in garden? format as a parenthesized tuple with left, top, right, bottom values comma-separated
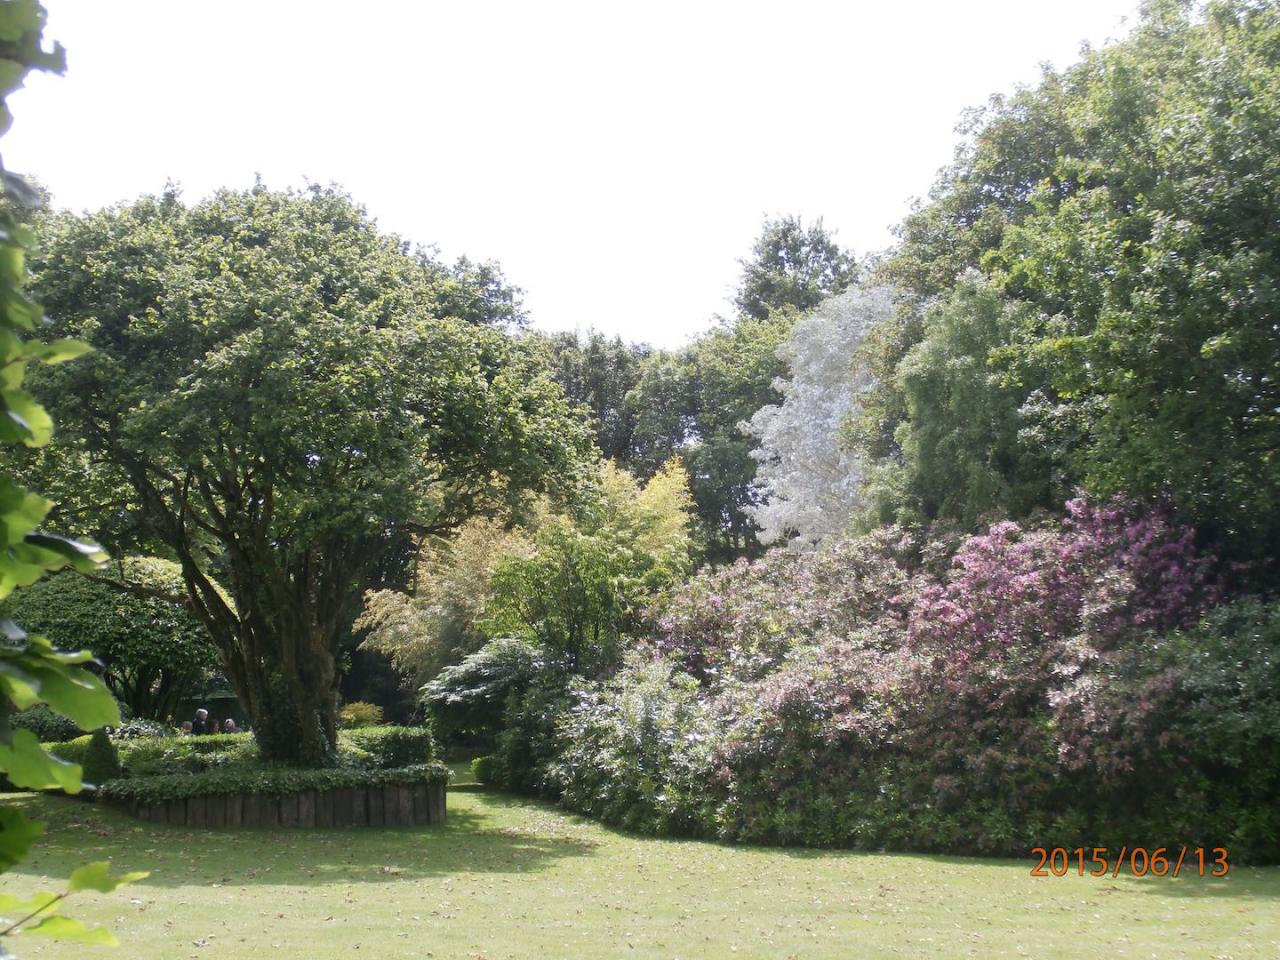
(223, 718, 237, 733)
(191, 707, 210, 735)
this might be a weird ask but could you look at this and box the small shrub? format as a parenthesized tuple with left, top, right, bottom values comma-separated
(421, 637, 543, 740)
(45, 735, 93, 768)
(470, 755, 498, 785)
(339, 701, 384, 729)
(340, 725, 437, 768)
(552, 660, 717, 835)
(119, 733, 259, 777)
(11, 704, 82, 743)
(112, 719, 175, 741)
(82, 729, 122, 786)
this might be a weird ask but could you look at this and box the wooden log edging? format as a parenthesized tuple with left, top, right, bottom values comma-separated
(112, 781, 447, 828)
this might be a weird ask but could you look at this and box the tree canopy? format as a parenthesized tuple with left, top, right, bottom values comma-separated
(23, 184, 594, 764)
(855, 0, 1280, 577)
(0, 558, 219, 721)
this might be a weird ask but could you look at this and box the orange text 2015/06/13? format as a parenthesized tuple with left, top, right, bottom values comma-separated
(1030, 847, 1230, 878)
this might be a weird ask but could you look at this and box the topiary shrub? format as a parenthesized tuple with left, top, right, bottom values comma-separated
(11, 703, 82, 743)
(97, 762, 452, 805)
(338, 701, 384, 729)
(81, 729, 121, 787)
(45, 735, 93, 768)
(470, 755, 498, 785)
(340, 725, 437, 768)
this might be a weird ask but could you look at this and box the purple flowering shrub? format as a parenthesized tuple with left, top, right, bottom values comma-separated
(711, 499, 1222, 852)
(528, 496, 1278, 859)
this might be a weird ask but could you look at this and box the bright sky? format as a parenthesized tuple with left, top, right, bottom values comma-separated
(6, 0, 1141, 348)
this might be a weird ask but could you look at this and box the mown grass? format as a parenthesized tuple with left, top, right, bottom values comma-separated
(1, 768, 1276, 959)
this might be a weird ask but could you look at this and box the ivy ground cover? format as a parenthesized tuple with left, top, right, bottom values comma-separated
(0, 770, 1275, 960)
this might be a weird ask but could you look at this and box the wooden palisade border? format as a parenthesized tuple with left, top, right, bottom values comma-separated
(110, 781, 446, 828)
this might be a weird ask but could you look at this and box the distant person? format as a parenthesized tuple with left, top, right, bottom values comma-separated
(180, 720, 193, 735)
(223, 718, 238, 733)
(191, 707, 210, 735)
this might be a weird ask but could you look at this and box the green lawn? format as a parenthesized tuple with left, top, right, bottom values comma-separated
(1, 768, 1276, 959)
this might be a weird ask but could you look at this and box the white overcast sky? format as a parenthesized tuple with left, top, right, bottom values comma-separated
(5, 0, 1140, 348)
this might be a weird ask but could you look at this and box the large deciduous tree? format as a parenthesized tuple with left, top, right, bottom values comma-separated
(734, 215, 858, 321)
(25, 185, 593, 766)
(857, 0, 1280, 578)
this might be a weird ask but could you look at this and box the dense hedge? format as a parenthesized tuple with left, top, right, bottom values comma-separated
(11, 704, 83, 743)
(45, 725, 438, 779)
(97, 763, 450, 804)
(341, 725, 438, 768)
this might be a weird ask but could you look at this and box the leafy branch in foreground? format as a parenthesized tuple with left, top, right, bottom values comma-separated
(0, 1, 146, 954)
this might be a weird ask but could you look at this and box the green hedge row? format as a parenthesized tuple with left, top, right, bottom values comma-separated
(339, 725, 437, 768)
(97, 762, 451, 804)
(44, 726, 438, 778)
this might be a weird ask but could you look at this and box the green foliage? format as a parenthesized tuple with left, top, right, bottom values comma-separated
(483, 461, 694, 672)
(111, 718, 173, 740)
(470, 755, 498, 785)
(861, 0, 1280, 577)
(96, 762, 450, 805)
(24, 184, 595, 765)
(492, 675, 574, 796)
(531, 330, 651, 464)
(866, 276, 1055, 527)
(110, 733, 258, 778)
(337, 701, 384, 729)
(359, 516, 535, 684)
(733, 215, 858, 322)
(551, 660, 716, 835)
(40, 733, 89, 768)
(340, 725, 437, 768)
(0, 559, 218, 720)
(421, 637, 543, 741)
(0, 2, 144, 949)
(9, 703, 79, 742)
(79, 729, 119, 787)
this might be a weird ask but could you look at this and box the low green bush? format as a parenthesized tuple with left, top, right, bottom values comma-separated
(470, 755, 498, 785)
(45, 734, 93, 767)
(11, 704, 82, 743)
(121, 734, 259, 777)
(82, 729, 122, 786)
(340, 725, 437, 768)
(97, 762, 451, 805)
(338, 701, 384, 729)
(551, 661, 716, 835)
(112, 719, 175, 740)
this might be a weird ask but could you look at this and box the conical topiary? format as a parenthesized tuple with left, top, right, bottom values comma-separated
(81, 727, 121, 788)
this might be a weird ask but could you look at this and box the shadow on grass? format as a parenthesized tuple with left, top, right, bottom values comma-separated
(0, 792, 598, 890)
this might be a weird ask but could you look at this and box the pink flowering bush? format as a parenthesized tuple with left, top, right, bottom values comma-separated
(711, 499, 1222, 852)
(649, 527, 915, 683)
(516, 497, 1279, 860)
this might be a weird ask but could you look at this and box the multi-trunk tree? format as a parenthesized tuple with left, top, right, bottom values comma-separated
(24, 185, 593, 766)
